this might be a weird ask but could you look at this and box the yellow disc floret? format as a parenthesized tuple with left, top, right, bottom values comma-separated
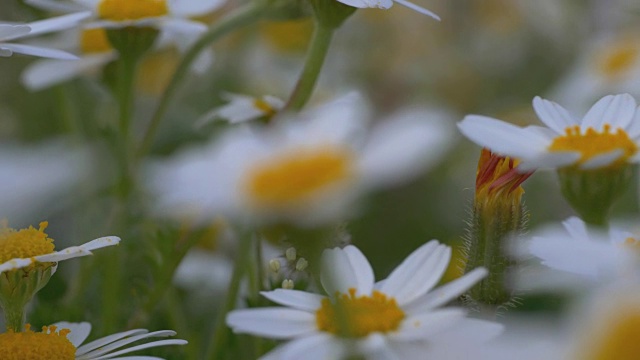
(583, 312, 640, 360)
(252, 98, 278, 118)
(0, 222, 54, 264)
(598, 43, 639, 79)
(548, 125, 638, 166)
(0, 324, 75, 360)
(80, 28, 112, 54)
(98, 0, 168, 21)
(245, 147, 353, 208)
(316, 289, 405, 338)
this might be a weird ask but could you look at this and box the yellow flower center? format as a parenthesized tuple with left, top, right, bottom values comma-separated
(79, 28, 112, 54)
(585, 312, 640, 360)
(245, 147, 354, 208)
(98, 0, 168, 21)
(0, 324, 75, 360)
(598, 43, 639, 79)
(252, 98, 278, 117)
(548, 125, 638, 166)
(315, 289, 405, 338)
(0, 222, 54, 264)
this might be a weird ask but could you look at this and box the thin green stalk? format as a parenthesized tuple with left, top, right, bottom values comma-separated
(54, 85, 81, 137)
(138, 3, 266, 158)
(117, 55, 137, 145)
(283, 22, 335, 112)
(206, 231, 254, 360)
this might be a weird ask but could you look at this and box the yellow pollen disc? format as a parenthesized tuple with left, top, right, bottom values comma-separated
(0, 222, 55, 264)
(548, 125, 638, 166)
(315, 289, 405, 338)
(599, 43, 638, 79)
(98, 0, 168, 21)
(252, 98, 277, 117)
(245, 147, 353, 208)
(0, 324, 75, 360)
(584, 312, 640, 360)
(79, 28, 112, 54)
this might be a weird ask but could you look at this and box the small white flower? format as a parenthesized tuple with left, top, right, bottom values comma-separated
(149, 93, 453, 226)
(515, 216, 639, 291)
(0, 221, 120, 274)
(0, 12, 90, 59)
(0, 321, 186, 359)
(195, 93, 285, 126)
(227, 241, 501, 360)
(458, 93, 640, 171)
(338, 0, 440, 20)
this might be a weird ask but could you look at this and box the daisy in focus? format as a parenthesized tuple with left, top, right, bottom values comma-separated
(150, 93, 453, 226)
(0, 12, 90, 59)
(0, 221, 120, 274)
(195, 93, 284, 126)
(458, 93, 640, 171)
(227, 241, 501, 359)
(516, 216, 640, 289)
(0, 321, 186, 359)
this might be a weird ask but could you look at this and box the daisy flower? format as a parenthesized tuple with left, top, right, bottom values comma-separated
(0, 321, 186, 359)
(0, 12, 90, 59)
(458, 93, 640, 171)
(515, 216, 639, 290)
(338, 0, 440, 20)
(195, 93, 285, 127)
(227, 241, 501, 359)
(149, 93, 453, 226)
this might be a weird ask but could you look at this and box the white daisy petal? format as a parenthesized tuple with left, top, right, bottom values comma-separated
(532, 96, 577, 134)
(83, 339, 187, 360)
(275, 334, 344, 360)
(20, 11, 91, 38)
(343, 245, 375, 295)
(0, 258, 35, 273)
(626, 107, 640, 138)
(321, 246, 371, 296)
(76, 330, 180, 359)
(562, 216, 589, 241)
(226, 308, 316, 339)
(392, 0, 440, 20)
(53, 322, 91, 347)
(0, 43, 78, 59)
(428, 318, 504, 344)
(581, 94, 636, 131)
(168, 0, 227, 17)
(22, 52, 117, 91)
(380, 241, 450, 305)
(393, 308, 466, 341)
(517, 151, 580, 171)
(579, 149, 624, 169)
(404, 267, 488, 314)
(25, 0, 90, 12)
(260, 289, 325, 312)
(458, 115, 549, 159)
(0, 25, 31, 41)
(76, 329, 150, 356)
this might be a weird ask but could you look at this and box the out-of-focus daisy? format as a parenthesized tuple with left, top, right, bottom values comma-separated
(458, 93, 640, 171)
(338, 0, 440, 20)
(552, 31, 640, 111)
(227, 241, 501, 359)
(150, 93, 453, 226)
(0, 141, 91, 222)
(0, 221, 120, 274)
(195, 93, 284, 127)
(0, 321, 186, 359)
(515, 216, 639, 290)
(0, 12, 89, 59)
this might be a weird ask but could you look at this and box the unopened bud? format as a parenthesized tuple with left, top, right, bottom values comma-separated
(295, 257, 308, 271)
(285, 247, 297, 262)
(282, 279, 294, 289)
(269, 259, 281, 273)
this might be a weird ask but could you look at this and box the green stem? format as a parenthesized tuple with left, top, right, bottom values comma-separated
(54, 85, 81, 137)
(117, 54, 137, 145)
(138, 3, 266, 158)
(206, 231, 254, 360)
(283, 22, 335, 112)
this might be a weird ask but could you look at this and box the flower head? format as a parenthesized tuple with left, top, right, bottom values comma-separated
(458, 94, 640, 171)
(336, 0, 440, 20)
(0, 12, 90, 59)
(150, 93, 452, 226)
(0, 221, 120, 274)
(475, 148, 533, 209)
(227, 241, 501, 359)
(0, 322, 187, 359)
